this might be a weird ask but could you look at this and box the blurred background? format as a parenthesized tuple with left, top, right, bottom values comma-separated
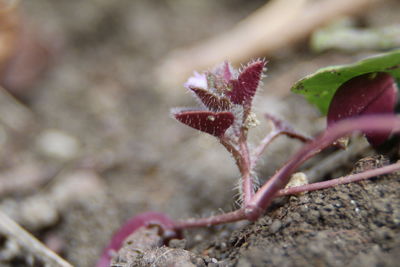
(0, 0, 399, 266)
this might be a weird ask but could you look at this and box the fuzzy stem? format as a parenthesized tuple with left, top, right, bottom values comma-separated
(220, 135, 253, 205)
(276, 161, 400, 197)
(239, 125, 254, 205)
(173, 115, 400, 228)
(172, 160, 400, 229)
(173, 209, 246, 229)
(220, 137, 243, 173)
(252, 114, 312, 167)
(240, 141, 253, 205)
(245, 115, 400, 220)
(252, 130, 281, 165)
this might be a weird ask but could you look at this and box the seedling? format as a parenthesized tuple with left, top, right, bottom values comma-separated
(99, 54, 400, 266)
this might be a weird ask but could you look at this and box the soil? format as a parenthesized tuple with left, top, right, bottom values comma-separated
(0, 1, 399, 267)
(112, 155, 400, 267)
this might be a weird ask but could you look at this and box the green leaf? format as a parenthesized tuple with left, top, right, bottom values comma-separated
(291, 49, 400, 114)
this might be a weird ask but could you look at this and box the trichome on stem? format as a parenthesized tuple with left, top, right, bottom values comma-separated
(98, 59, 400, 267)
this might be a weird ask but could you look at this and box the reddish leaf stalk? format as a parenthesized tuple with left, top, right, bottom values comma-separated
(246, 115, 400, 220)
(175, 115, 400, 227)
(276, 161, 400, 197)
(252, 114, 312, 168)
(173, 160, 400, 229)
(174, 209, 246, 230)
(238, 128, 253, 204)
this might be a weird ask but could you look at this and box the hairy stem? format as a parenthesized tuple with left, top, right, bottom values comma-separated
(246, 115, 400, 220)
(252, 114, 312, 167)
(173, 209, 246, 229)
(175, 115, 400, 228)
(220, 137, 243, 172)
(220, 134, 253, 205)
(172, 160, 400, 229)
(252, 130, 281, 165)
(239, 137, 253, 204)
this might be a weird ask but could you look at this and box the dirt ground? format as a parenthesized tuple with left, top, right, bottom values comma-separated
(0, 1, 399, 267)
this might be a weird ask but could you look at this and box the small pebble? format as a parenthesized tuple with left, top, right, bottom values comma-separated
(300, 205, 309, 213)
(192, 257, 206, 267)
(194, 234, 203, 242)
(219, 242, 227, 250)
(36, 129, 80, 160)
(203, 256, 211, 263)
(270, 220, 282, 234)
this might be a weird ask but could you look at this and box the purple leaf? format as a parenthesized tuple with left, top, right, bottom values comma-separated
(174, 110, 234, 136)
(327, 72, 398, 147)
(228, 60, 265, 105)
(189, 86, 231, 111)
(96, 212, 177, 267)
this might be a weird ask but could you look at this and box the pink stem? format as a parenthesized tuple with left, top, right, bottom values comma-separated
(252, 114, 312, 166)
(252, 130, 281, 164)
(173, 115, 400, 229)
(239, 138, 253, 204)
(246, 115, 400, 220)
(172, 159, 400, 229)
(173, 209, 246, 229)
(171, 160, 399, 229)
(220, 137, 243, 173)
(220, 137, 253, 205)
(276, 161, 400, 197)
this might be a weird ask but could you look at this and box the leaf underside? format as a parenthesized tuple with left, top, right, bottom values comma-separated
(291, 49, 400, 114)
(174, 110, 234, 136)
(327, 72, 398, 146)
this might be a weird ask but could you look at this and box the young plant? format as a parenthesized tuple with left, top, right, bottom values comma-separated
(98, 57, 400, 267)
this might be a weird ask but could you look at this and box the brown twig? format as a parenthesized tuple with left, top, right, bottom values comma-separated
(0, 0, 20, 70)
(157, 0, 384, 87)
(0, 85, 36, 132)
(0, 210, 73, 267)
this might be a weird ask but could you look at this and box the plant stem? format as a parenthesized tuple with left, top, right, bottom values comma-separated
(175, 115, 400, 228)
(252, 114, 312, 167)
(220, 134, 253, 205)
(173, 209, 246, 229)
(220, 137, 243, 172)
(276, 161, 400, 197)
(252, 129, 281, 165)
(172, 160, 400, 229)
(246, 115, 400, 220)
(239, 136, 253, 204)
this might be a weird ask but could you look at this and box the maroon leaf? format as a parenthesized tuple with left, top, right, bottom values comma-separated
(327, 72, 398, 147)
(97, 212, 178, 267)
(228, 60, 265, 105)
(174, 110, 234, 136)
(189, 86, 231, 111)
